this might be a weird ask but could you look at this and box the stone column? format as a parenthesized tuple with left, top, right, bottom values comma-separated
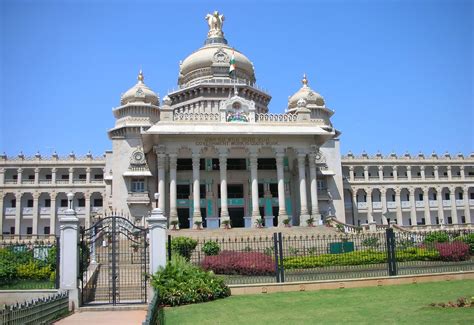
(59, 192, 79, 310)
(68, 168, 74, 185)
(86, 168, 91, 184)
(449, 186, 458, 224)
(364, 166, 369, 182)
(309, 152, 320, 224)
(447, 166, 452, 181)
(168, 153, 178, 227)
(436, 187, 445, 225)
(423, 187, 431, 225)
(406, 166, 412, 181)
(367, 187, 375, 230)
(420, 166, 425, 180)
(34, 168, 40, 186)
(219, 148, 230, 227)
(32, 192, 39, 236)
(192, 152, 202, 228)
(15, 192, 21, 235)
(463, 186, 471, 224)
(147, 197, 167, 275)
(434, 166, 439, 180)
(50, 192, 57, 235)
(85, 192, 91, 229)
(275, 149, 288, 225)
(393, 166, 398, 181)
(0, 192, 4, 236)
(378, 166, 383, 181)
(17, 168, 23, 185)
(249, 148, 261, 227)
(157, 153, 166, 212)
(409, 188, 417, 226)
(352, 190, 359, 223)
(381, 188, 387, 224)
(395, 188, 403, 226)
(52, 168, 57, 185)
(297, 151, 310, 226)
(460, 166, 465, 180)
(349, 166, 354, 182)
(0, 168, 4, 186)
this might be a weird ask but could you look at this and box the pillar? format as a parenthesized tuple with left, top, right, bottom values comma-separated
(450, 186, 458, 224)
(378, 166, 383, 181)
(352, 190, 359, 224)
(393, 166, 398, 181)
(0, 192, 4, 236)
(249, 149, 261, 227)
(423, 187, 431, 225)
(147, 197, 167, 274)
(437, 187, 445, 225)
(192, 152, 202, 228)
(463, 186, 471, 223)
(420, 166, 425, 180)
(0, 168, 4, 186)
(157, 153, 166, 212)
(68, 168, 74, 185)
(168, 153, 178, 226)
(50, 192, 57, 235)
(275, 149, 288, 225)
(297, 151, 309, 226)
(434, 166, 439, 180)
(34, 168, 39, 186)
(85, 192, 91, 229)
(367, 187, 374, 224)
(349, 166, 354, 182)
(52, 168, 57, 185)
(381, 188, 387, 224)
(86, 168, 91, 184)
(406, 166, 412, 181)
(219, 149, 230, 227)
(59, 192, 79, 310)
(17, 168, 23, 185)
(309, 152, 320, 223)
(395, 188, 403, 226)
(364, 166, 369, 182)
(447, 166, 452, 181)
(409, 188, 417, 226)
(15, 192, 21, 235)
(32, 192, 39, 236)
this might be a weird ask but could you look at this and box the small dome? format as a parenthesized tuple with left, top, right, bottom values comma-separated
(288, 74, 325, 109)
(121, 70, 159, 105)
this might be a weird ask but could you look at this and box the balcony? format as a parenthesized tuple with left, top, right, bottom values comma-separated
(372, 202, 382, 209)
(4, 208, 16, 215)
(39, 180, 52, 184)
(90, 180, 104, 184)
(91, 207, 103, 214)
(40, 207, 51, 214)
(429, 200, 437, 207)
(73, 179, 87, 184)
(442, 200, 451, 207)
(387, 202, 397, 209)
(56, 180, 69, 184)
(127, 192, 150, 205)
(4, 179, 17, 185)
(22, 207, 33, 215)
(456, 199, 464, 207)
(415, 201, 424, 208)
(401, 201, 410, 208)
(21, 180, 35, 185)
(470, 199, 474, 206)
(357, 202, 367, 209)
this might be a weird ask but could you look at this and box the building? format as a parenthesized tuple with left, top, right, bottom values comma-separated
(0, 11, 473, 235)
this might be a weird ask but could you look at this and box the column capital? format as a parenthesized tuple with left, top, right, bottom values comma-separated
(0, 191, 4, 199)
(378, 165, 383, 171)
(68, 167, 74, 173)
(366, 186, 372, 194)
(406, 165, 411, 171)
(50, 190, 58, 200)
(33, 191, 40, 200)
(422, 186, 429, 194)
(447, 165, 452, 170)
(0, 167, 4, 173)
(364, 166, 369, 171)
(153, 145, 167, 155)
(15, 191, 22, 199)
(217, 146, 229, 158)
(52, 167, 57, 173)
(380, 187, 387, 195)
(86, 167, 91, 173)
(408, 187, 415, 195)
(436, 186, 443, 193)
(433, 165, 439, 171)
(34, 167, 40, 173)
(17, 167, 23, 173)
(273, 146, 286, 156)
(392, 165, 398, 171)
(420, 165, 425, 171)
(459, 165, 465, 171)
(296, 148, 308, 157)
(349, 165, 354, 171)
(394, 187, 401, 195)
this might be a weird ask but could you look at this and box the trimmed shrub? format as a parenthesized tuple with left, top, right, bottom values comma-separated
(454, 234, 474, 254)
(17, 261, 52, 280)
(170, 236, 197, 261)
(151, 255, 230, 306)
(362, 237, 380, 249)
(424, 232, 449, 244)
(201, 251, 275, 276)
(202, 241, 220, 256)
(434, 242, 470, 262)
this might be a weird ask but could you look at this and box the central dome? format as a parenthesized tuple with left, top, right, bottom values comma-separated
(178, 11, 256, 87)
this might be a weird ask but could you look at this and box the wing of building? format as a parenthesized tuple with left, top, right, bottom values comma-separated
(1, 12, 473, 235)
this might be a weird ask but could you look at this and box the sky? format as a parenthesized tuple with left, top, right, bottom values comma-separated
(0, 0, 472, 156)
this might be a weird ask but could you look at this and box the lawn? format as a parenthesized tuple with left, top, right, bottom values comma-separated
(164, 280, 474, 324)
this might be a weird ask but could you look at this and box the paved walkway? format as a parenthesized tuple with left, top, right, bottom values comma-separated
(54, 310, 147, 325)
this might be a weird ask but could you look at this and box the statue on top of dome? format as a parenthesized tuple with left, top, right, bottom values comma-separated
(205, 11, 225, 38)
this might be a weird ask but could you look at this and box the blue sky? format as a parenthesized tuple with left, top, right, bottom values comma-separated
(1, 0, 472, 156)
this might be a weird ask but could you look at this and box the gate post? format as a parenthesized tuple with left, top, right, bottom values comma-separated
(147, 193, 168, 275)
(386, 228, 398, 276)
(59, 192, 80, 310)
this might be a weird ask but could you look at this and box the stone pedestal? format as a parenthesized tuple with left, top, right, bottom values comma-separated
(369, 221, 377, 232)
(59, 208, 79, 310)
(264, 216, 274, 228)
(147, 207, 168, 275)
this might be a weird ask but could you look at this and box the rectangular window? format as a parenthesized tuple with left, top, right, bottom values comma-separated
(177, 159, 192, 171)
(28, 175, 34, 180)
(177, 184, 190, 199)
(257, 158, 276, 170)
(418, 193, 423, 201)
(212, 158, 220, 170)
(78, 174, 86, 180)
(227, 184, 244, 198)
(10, 227, 15, 234)
(458, 193, 463, 200)
(131, 179, 145, 192)
(94, 174, 104, 180)
(228, 158, 247, 170)
(317, 180, 326, 190)
(445, 193, 450, 200)
(61, 175, 69, 180)
(44, 199, 51, 207)
(258, 183, 264, 198)
(60, 199, 68, 207)
(46, 174, 52, 180)
(433, 193, 437, 200)
(44, 226, 50, 235)
(471, 193, 474, 200)
(27, 227, 33, 235)
(27, 199, 33, 208)
(78, 198, 85, 207)
(11, 199, 16, 208)
(200, 184, 206, 199)
(269, 183, 278, 197)
(13, 175, 18, 180)
(93, 199, 103, 207)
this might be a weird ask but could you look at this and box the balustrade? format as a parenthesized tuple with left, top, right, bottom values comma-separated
(429, 200, 437, 207)
(401, 201, 410, 208)
(256, 113, 297, 123)
(442, 200, 451, 207)
(387, 202, 397, 209)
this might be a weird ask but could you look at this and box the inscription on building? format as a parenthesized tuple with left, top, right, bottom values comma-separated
(195, 137, 278, 146)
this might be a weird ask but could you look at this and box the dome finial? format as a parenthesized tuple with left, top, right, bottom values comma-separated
(302, 73, 308, 87)
(138, 69, 144, 83)
(205, 11, 225, 39)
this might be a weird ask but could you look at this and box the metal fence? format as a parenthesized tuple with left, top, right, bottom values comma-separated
(142, 289, 164, 325)
(0, 291, 69, 324)
(0, 237, 60, 290)
(168, 229, 474, 285)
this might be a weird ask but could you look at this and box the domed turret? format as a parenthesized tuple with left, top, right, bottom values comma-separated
(178, 11, 256, 87)
(121, 70, 159, 106)
(288, 74, 325, 111)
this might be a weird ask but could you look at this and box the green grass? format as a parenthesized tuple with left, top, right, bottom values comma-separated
(0, 280, 55, 290)
(164, 280, 474, 324)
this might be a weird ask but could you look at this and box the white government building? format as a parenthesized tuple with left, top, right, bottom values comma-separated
(1, 12, 473, 236)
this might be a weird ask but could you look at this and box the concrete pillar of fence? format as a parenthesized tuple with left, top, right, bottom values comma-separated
(369, 221, 377, 232)
(59, 192, 79, 310)
(148, 193, 168, 275)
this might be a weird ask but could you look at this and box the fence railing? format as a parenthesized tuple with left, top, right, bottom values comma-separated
(142, 289, 164, 325)
(168, 228, 474, 285)
(0, 291, 69, 324)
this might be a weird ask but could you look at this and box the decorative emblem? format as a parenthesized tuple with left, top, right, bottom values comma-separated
(297, 98, 307, 107)
(131, 148, 146, 165)
(135, 88, 144, 97)
(213, 48, 229, 63)
(205, 11, 225, 38)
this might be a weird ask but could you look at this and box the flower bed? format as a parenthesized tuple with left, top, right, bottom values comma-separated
(201, 251, 275, 276)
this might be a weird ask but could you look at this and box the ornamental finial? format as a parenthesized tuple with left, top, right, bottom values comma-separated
(302, 73, 308, 87)
(138, 69, 144, 83)
(205, 11, 225, 38)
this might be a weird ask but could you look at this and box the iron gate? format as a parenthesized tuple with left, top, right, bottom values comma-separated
(79, 216, 148, 305)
